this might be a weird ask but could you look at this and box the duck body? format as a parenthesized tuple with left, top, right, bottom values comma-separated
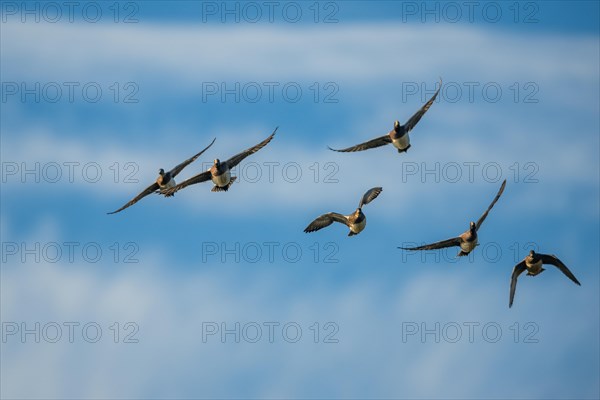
(210, 160, 236, 191)
(391, 124, 411, 152)
(156, 169, 178, 197)
(157, 170, 176, 191)
(347, 209, 367, 236)
(458, 229, 478, 256)
(524, 253, 545, 276)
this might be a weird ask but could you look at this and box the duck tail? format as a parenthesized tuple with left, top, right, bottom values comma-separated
(211, 176, 237, 192)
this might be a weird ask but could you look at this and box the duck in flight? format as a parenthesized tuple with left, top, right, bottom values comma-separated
(304, 187, 383, 236)
(107, 138, 216, 214)
(399, 179, 506, 257)
(509, 250, 581, 308)
(328, 78, 442, 154)
(164, 127, 278, 195)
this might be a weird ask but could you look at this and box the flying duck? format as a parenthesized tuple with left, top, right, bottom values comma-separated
(399, 179, 506, 256)
(509, 250, 581, 308)
(164, 127, 278, 194)
(304, 187, 383, 236)
(107, 138, 216, 214)
(328, 78, 442, 154)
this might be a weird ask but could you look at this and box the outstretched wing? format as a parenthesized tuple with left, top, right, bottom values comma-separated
(539, 253, 581, 286)
(304, 212, 348, 233)
(358, 187, 383, 208)
(107, 182, 160, 214)
(476, 179, 507, 231)
(403, 78, 442, 133)
(225, 127, 278, 169)
(169, 137, 216, 177)
(399, 236, 462, 251)
(328, 135, 391, 153)
(164, 170, 212, 196)
(509, 260, 527, 308)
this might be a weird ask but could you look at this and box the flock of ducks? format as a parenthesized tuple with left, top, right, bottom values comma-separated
(108, 79, 581, 308)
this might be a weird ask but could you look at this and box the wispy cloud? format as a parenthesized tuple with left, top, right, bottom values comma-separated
(2, 220, 597, 398)
(2, 22, 598, 85)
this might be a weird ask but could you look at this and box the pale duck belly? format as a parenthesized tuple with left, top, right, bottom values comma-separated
(349, 217, 367, 234)
(526, 259, 544, 275)
(460, 239, 477, 253)
(392, 134, 410, 150)
(158, 178, 176, 191)
(212, 169, 231, 187)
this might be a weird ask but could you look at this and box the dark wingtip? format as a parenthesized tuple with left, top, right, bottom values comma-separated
(327, 146, 340, 152)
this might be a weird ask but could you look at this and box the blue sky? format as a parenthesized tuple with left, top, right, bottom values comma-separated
(1, 1, 599, 399)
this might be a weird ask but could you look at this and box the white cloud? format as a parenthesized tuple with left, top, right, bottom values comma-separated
(2, 116, 598, 221)
(1, 22, 598, 86)
(2, 220, 598, 399)
(2, 21, 598, 217)
(2, 22, 598, 218)
(2, 248, 597, 398)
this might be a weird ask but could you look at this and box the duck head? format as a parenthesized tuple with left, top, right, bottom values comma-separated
(469, 221, 476, 232)
(526, 249, 538, 261)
